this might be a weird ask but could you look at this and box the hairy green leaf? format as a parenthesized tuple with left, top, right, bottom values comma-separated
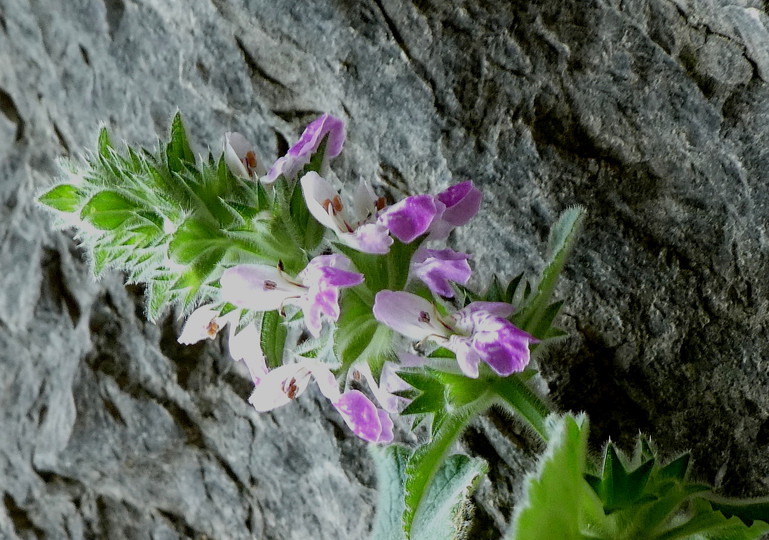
(514, 206, 584, 334)
(259, 310, 288, 370)
(38, 184, 83, 213)
(654, 499, 769, 540)
(403, 399, 491, 538)
(506, 413, 605, 540)
(491, 374, 551, 442)
(333, 290, 393, 375)
(80, 190, 142, 230)
(166, 112, 196, 172)
(371, 445, 487, 540)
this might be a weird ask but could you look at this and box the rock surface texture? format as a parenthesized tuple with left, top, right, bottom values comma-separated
(2, 0, 769, 538)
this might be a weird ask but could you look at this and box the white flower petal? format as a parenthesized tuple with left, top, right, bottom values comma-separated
(448, 335, 481, 378)
(178, 305, 234, 345)
(300, 172, 344, 233)
(373, 290, 449, 341)
(221, 265, 304, 311)
(228, 322, 268, 382)
(224, 133, 252, 179)
(306, 360, 341, 402)
(248, 363, 312, 412)
(342, 223, 393, 254)
(352, 179, 378, 222)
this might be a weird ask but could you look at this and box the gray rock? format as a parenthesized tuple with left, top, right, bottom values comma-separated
(2, 0, 769, 538)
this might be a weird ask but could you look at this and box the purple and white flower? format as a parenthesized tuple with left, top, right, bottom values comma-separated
(428, 181, 483, 240)
(410, 247, 472, 298)
(220, 254, 363, 337)
(355, 361, 411, 414)
(248, 359, 394, 443)
(178, 305, 267, 382)
(373, 290, 536, 378)
(224, 132, 267, 179)
(263, 114, 345, 183)
(301, 172, 441, 254)
(302, 172, 393, 253)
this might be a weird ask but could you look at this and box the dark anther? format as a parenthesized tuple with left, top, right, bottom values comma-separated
(264, 280, 278, 290)
(375, 197, 386, 211)
(419, 311, 431, 323)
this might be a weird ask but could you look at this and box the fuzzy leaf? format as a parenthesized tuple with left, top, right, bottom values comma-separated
(484, 274, 504, 302)
(370, 445, 487, 540)
(167, 218, 230, 266)
(701, 495, 769, 530)
(654, 499, 769, 540)
(504, 273, 524, 304)
(166, 112, 195, 172)
(506, 413, 605, 540)
(490, 374, 551, 442)
(403, 411, 478, 538)
(658, 454, 691, 482)
(38, 184, 83, 213)
(80, 190, 141, 230)
(259, 310, 287, 370)
(333, 290, 393, 375)
(514, 206, 584, 334)
(398, 370, 448, 419)
(97, 126, 112, 157)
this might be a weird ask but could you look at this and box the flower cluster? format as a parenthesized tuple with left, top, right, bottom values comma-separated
(175, 114, 537, 444)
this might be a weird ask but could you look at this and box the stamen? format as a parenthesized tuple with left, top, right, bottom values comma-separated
(206, 319, 220, 337)
(322, 199, 334, 213)
(283, 378, 299, 400)
(278, 295, 303, 317)
(416, 333, 449, 349)
(332, 195, 343, 212)
(375, 197, 386, 211)
(419, 311, 431, 323)
(264, 280, 278, 290)
(245, 151, 257, 169)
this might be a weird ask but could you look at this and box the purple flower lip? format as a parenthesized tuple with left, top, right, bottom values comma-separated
(373, 290, 536, 378)
(378, 195, 440, 244)
(436, 181, 483, 226)
(411, 247, 472, 298)
(333, 390, 394, 444)
(428, 181, 483, 240)
(264, 114, 346, 183)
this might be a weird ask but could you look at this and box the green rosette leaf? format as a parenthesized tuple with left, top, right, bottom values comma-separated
(371, 445, 487, 540)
